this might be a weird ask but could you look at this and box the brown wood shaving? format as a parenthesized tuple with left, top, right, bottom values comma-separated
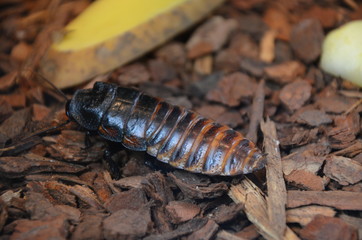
(246, 79, 265, 143)
(228, 179, 300, 240)
(261, 118, 287, 239)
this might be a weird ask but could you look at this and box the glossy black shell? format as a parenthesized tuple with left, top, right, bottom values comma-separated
(67, 82, 265, 176)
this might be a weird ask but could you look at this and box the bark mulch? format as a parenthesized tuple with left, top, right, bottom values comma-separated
(0, 0, 361, 240)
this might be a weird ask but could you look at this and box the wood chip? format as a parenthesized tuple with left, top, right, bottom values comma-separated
(54, 205, 81, 223)
(115, 63, 150, 85)
(327, 112, 360, 149)
(263, 7, 291, 41)
(193, 54, 213, 75)
(112, 175, 145, 189)
(206, 72, 256, 107)
(0, 71, 16, 91)
(323, 156, 362, 185)
(264, 61, 306, 84)
(93, 172, 112, 203)
(287, 140, 330, 161)
(10, 216, 69, 240)
(293, 109, 332, 127)
(0, 153, 86, 178)
(275, 40, 293, 62)
(316, 95, 356, 114)
(217, 230, 250, 240)
(47, 130, 105, 163)
(339, 214, 362, 239)
(343, 182, 362, 192)
(144, 218, 207, 240)
(68, 185, 103, 210)
(300, 6, 338, 28)
(186, 16, 237, 59)
(0, 98, 13, 123)
(290, 19, 324, 63)
(259, 30, 276, 63)
(148, 59, 177, 83)
(278, 125, 319, 147)
(32, 103, 50, 121)
(166, 201, 200, 224)
(235, 224, 260, 240)
(0, 108, 30, 139)
(285, 170, 328, 191)
(10, 41, 32, 62)
(299, 215, 358, 240)
(0, 198, 7, 232)
(214, 49, 242, 73)
(103, 207, 152, 240)
(229, 32, 259, 59)
(231, 0, 266, 10)
(24, 192, 64, 220)
(196, 104, 243, 128)
(279, 80, 312, 111)
(71, 214, 105, 240)
(142, 172, 174, 204)
(353, 152, 362, 164)
(187, 219, 219, 240)
(105, 188, 147, 213)
(210, 203, 244, 224)
(39, 181, 77, 207)
(121, 152, 153, 177)
(287, 190, 362, 210)
(155, 42, 186, 68)
(169, 171, 228, 199)
(0, 94, 27, 108)
(239, 13, 268, 36)
(286, 205, 336, 226)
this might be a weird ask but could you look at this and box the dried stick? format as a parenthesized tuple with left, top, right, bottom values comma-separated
(261, 118, 287, 239)
(246, 79, 265, 143)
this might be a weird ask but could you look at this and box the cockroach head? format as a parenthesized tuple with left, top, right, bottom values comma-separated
(66, 82, 117, 131)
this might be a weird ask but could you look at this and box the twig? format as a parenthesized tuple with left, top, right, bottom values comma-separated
(246, 79, 265, 143)
(261, 118, 287, 239)
(259, 30, 276, 63)
(344, 98, 362, 115)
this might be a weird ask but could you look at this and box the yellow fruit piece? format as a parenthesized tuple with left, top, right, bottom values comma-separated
(54, 0, 187, 51)
(320, 20, 362, 87)
(39, 0, 225, 88)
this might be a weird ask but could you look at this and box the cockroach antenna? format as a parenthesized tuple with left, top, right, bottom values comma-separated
(0, 69, 72, 153)
(35, 72, 69, 102)
(21, 68, 69, 102)
(0, 119, 71, 153)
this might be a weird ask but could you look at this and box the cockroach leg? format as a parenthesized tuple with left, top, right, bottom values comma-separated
(103, 148, 121, 180)
(84, 131, 93, 149)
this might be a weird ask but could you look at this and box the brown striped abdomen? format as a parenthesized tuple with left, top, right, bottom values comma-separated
(103, 90, 266, 176)
(68, 83, 265, 175)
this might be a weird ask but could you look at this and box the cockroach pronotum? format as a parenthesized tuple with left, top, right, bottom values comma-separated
(64, 82, 266, 176)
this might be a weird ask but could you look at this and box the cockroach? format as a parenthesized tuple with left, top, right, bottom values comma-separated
(64, 81, 266, 176)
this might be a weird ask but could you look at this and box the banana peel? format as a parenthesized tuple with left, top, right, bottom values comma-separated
(39, 0, 225, 88)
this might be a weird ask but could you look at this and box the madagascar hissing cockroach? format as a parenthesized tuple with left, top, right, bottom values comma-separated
(65, 82, 266, 176)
